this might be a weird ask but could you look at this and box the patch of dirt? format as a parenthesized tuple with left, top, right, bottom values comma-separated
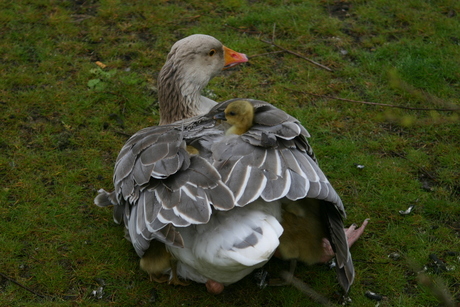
(451, 184, 460, 198)
(69, 0, 99, 17)
(441, 8, 457, 18)
(379, 123, 410, 137)
(377, 150, 406, 159)
(0, 275, 8, 293)
(19, 264, 31, 279)
(324, 1, 352, 20)
(417, 171, 437, 192)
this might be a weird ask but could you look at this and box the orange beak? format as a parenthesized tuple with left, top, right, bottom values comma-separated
(223, 46, 248, 69)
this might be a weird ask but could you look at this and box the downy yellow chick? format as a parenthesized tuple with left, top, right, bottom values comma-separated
(215, 100, 254, 135)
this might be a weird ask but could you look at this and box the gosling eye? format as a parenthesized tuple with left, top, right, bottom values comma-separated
(209, 49, 216, 56)
(228, 111, 236, 116)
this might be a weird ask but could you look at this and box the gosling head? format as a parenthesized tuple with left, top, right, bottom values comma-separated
(214, 100, 255, 135)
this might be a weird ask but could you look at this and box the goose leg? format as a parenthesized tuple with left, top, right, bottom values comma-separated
(345, 218, 369, 246)
(320, 219, 369, 263)
(268, 219, 368, 286)
(268, 259, 298, 286)
(168, 259, 190, 286)
(140, 240, 172, 283)
(149, 273, 170, 283)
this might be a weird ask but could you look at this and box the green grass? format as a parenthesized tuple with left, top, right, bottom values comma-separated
(1, 0, 459, 306)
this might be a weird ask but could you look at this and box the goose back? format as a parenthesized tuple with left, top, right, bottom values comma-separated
(95, 98, 353, 290)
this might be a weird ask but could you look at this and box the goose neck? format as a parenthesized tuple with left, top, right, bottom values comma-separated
(158, 64, 203, 125)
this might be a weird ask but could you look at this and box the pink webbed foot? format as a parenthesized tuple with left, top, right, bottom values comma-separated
(206, 279, 225, 294)
(320, 219, 369, 263)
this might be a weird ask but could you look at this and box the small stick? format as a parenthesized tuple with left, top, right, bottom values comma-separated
(280, 271, 336, 306)
(227, 24, 332, 72)
(417, 273, 455, 307)
(223, 24, 262, 35)
(290, 89, 460, 112)
(71, 14, 94, 23)
(260, 39, 334, 72)
(0, 272, 46, 298)
(248, 50, 286, 59)
(114, 130, 133, 137)
(391, 151, 437, 181)
(353, 260, 391, 264)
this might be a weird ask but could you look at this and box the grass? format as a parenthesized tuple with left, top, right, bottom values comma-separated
(1, 0, 459, 306)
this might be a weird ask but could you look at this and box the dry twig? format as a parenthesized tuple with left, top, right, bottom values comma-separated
(417, 273, 456, 307)
(289, 89, 460, 112)
(114, 130, 133, 137)
(223, 24, 262, 35)
(280, 271, 336, 306)
(248, 50, 286, 59)
(0, 272, 46, 298)
(260, 39, 334, 72)
(226, 22, 333, 71)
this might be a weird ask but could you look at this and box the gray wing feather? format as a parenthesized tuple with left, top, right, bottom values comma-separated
(233, 166, 267, 206)
(155, 182, 181, 209)
(261, 169, 291, 202)
(158, 207, 192, 227)
(207, 182, 236, 210)
(322, 201, 354, 292)
(285, 170, 308, 200)
(173, 186, 210, 223)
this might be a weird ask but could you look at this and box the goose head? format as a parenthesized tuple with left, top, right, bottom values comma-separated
(158, 34, 248, 125)
(215, 99, 255, 135)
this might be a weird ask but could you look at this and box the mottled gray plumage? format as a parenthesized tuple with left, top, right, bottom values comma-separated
(95, 98, 354, 292)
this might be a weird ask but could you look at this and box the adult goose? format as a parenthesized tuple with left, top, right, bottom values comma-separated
(95, 35, 367, 295)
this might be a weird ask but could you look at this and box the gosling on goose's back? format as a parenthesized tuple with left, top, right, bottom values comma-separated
(214, 99, 255, 135)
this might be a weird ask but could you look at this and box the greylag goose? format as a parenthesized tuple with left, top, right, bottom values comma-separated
(95, 35, 367, 295)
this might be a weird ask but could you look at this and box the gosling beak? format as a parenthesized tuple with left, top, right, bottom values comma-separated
(214, 111, 227, 120)
(223, 46, 248, 69)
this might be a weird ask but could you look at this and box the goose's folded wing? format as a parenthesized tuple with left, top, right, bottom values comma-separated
(211, 99, 344, 212)
(105, 123, 234, 256)
(113, 126, 189, 203)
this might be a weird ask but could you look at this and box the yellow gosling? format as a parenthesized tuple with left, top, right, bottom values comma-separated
(140, 240, 172, 283)
(223, 100, 254, 135)
(186, 145, 199, 155)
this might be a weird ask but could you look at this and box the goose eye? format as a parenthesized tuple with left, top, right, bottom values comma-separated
(228, 111, 236, 116)
(209, 49, 216, 56)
